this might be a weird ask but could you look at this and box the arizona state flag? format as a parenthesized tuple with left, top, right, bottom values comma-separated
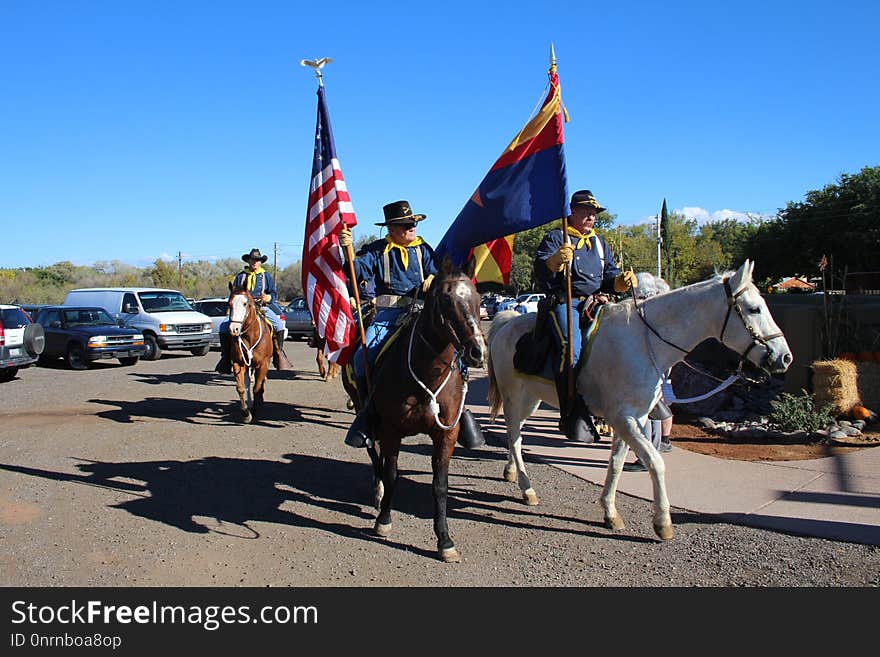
(472, 235, 515, 285)
(436, 64, 569, 274)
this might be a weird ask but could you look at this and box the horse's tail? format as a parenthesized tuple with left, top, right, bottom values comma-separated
(487, 311, 518, 421)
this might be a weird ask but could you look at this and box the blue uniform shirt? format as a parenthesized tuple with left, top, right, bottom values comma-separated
(232, 269, 278, 304)
(352, 239, 438, 297)
(534, 228, 620, 298)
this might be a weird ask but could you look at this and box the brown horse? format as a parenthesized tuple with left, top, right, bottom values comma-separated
(310, 331, 340, 381)
(227, 288, 274, 423)
(342, 256, 487, 562)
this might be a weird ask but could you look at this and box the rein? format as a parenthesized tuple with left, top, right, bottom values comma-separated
(632, 275, 782, 392)
(230, 294, 266, 368)
(405, 282, 476, 431)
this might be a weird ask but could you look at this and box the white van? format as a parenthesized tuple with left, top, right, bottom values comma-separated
(63, 287, 213, 360)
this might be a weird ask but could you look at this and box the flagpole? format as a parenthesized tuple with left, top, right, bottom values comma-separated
(550, 44, 576, 404)
(301, 56, 371, 395)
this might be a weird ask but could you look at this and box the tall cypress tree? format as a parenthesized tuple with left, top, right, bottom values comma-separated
(659, 198, 671, 282)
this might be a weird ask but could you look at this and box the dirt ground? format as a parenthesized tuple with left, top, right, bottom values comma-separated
(2, 339, 879, 587)
(668, 415, 880, 461)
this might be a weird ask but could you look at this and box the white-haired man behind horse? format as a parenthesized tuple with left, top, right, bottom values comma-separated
(215, 247, 293, 373)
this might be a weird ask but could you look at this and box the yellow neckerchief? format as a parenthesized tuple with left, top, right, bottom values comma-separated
(243, 264, 266, 292)
(565, 225, 596, 250)
(383, 235, 424, 271)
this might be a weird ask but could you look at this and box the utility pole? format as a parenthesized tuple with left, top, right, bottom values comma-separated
(655, 214, 662, 278)
(273, 242, 279, 279)
(177, 251, 182, 289)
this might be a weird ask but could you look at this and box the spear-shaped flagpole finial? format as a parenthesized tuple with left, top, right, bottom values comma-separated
(549, 42, 557, 73)
(300, 57, 333, 87)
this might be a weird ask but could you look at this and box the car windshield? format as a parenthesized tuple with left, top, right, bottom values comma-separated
(516, 294, 531, 302)
(63, 308, 115, 327)
(195, 301, 229, 317)
(138, 292, 193, 313)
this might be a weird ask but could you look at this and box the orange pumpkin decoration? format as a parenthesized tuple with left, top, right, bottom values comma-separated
(851, 404, 874, 421)
(837, 352, 856, 361)
(857, 351, 876, 362)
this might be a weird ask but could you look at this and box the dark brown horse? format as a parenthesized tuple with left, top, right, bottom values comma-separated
(227, 288, 274, 423)
(343, 256, 487, 562)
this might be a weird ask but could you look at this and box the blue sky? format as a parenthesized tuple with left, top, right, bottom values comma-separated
(2, 1, 878, 270)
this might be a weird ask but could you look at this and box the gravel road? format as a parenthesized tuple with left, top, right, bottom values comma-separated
(1, 338, 878, 587)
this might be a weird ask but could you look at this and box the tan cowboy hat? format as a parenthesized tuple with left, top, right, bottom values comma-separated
(242, 248, 269, 263)
(374, 200, 427, 226)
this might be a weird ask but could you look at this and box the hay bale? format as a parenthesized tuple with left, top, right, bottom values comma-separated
(856, 362, 880, 410)
(811, 359, 860, 415)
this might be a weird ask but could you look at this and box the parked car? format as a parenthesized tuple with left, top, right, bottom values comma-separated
(479, 297, 491, 320)
(63, 287, 213, 360)
(484, 295, 513, 319)
(514, 293, 545, 314)
(35, 306, 146, 370)
(191, 298, 229, 348)
(0, 305, 45, 382)
(265, 301, 289, 342)
(495, 296, 522, 314)
(283, 297, 316, 341)
(18, 304, 53, 322)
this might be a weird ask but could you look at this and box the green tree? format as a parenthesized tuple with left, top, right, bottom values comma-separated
(747, 165, 880, 281)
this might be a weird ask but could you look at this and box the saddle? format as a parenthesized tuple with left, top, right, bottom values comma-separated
(513, 294, 556, 376)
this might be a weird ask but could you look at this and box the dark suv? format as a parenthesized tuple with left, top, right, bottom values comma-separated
(36, 306, 147, 370)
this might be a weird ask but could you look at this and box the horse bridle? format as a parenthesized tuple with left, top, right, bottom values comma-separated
(633, 276, 782, 374)
(423, 278, 482, 356)
(719, 277, 784, 372)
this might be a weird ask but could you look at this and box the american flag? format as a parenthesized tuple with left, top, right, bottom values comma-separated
(301, 86, 358, 365)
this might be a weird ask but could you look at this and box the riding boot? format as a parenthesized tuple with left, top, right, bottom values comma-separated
(554, 372, 600, 443)
(272, 332, 294, 371)
(214, 332, 232, 374)
(345, 403, 375, 448)
(457, 408, 486, 449)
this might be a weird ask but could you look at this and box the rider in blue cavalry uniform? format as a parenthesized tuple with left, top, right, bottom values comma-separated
(215, 247, 293, 373)
(534, 190, 636, 442)
(338, 200, 484, 450)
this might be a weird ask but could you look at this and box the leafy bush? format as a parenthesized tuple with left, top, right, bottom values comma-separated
(770, 390, 834, 433)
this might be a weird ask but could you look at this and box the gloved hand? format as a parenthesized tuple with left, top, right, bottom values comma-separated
(614, 270, 638, 293)
(261, 293, 272, 303)
(339, 225, 353, 248)
(349, 297, 357, 308)
(545, 243, 574, 272)
(421, 273, 436, 292)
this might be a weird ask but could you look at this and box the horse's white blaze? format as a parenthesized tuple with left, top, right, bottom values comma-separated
(487, 262, 792, 539)
(453, 281, 472, 301)
(228, 296, 247, 336)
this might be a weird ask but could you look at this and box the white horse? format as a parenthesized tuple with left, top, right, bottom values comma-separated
(486, 260, 792, 540)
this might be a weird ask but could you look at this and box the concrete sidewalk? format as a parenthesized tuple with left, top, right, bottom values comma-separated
(465, 371, 880, 546)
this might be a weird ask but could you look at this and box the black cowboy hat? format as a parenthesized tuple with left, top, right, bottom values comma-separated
(242, 248, 269, 263)
(374, 200, 427, 227)
(570, 189, 606, 213)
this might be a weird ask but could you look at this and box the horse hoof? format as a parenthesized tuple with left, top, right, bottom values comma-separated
(240, 412, 252, 424)
(523, 489, 539, 506)
(439, 547, 461, 563)
(605, 515, 626, 531)
(374, 520, 393, 537)
(503, 464, 517, 482)
(654, 523, 674, 541)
